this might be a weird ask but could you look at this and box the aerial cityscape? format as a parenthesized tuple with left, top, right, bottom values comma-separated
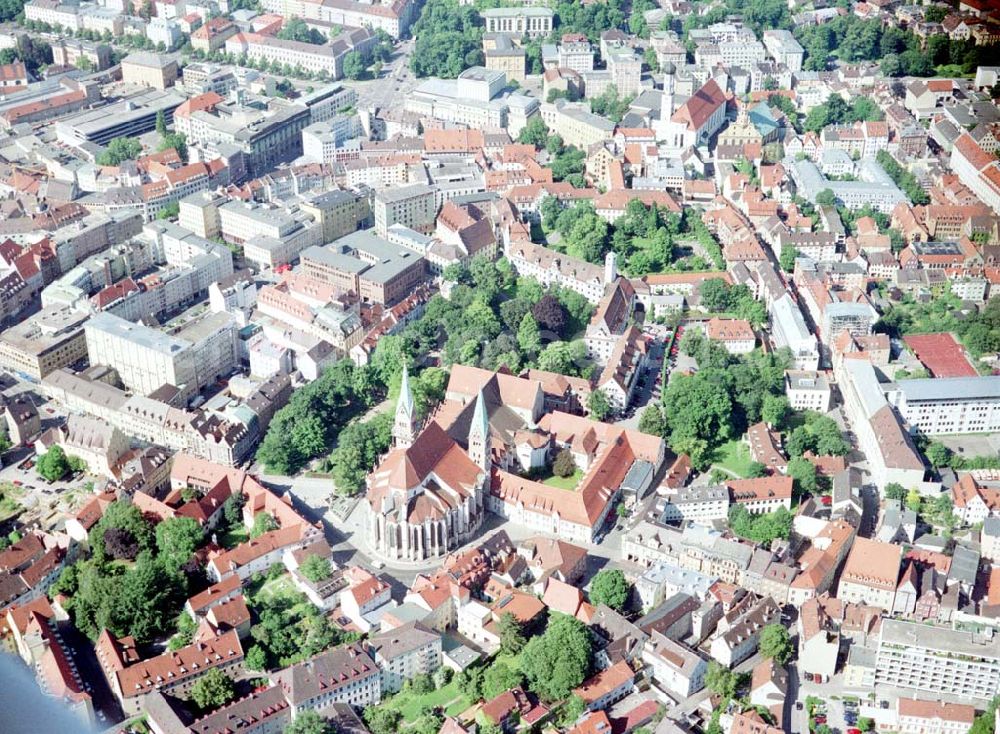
(0, 0, 998, 733)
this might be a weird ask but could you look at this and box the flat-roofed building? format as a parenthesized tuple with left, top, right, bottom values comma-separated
(890, 376, 1000, 434)
(784, 370, 832, 412)
(373, 184, 437, 237)
(0, 305, 89, 381)
(875, 619, 1000, 703)
(121, 52, 178, 90)
(300, 229, 427, 307)
(84, 310, 236, 400)
(55, 89, 185, 146)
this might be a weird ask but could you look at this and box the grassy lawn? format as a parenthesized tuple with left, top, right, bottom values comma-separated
(388, 679, 471, 722)
(711, 439, 755, 478)
(254, 574, 300, 605)
(541, 468, 583, 490)
(218, 524, 249, 550)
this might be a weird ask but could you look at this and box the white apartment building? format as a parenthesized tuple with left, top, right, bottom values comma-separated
(660, 486, 729, 524)
(875, 619, 1000, 703)
(374, 184, 437, 237)
(558, 41, 594, 73)
(302, 116, 364, 164)
(769, 294, 820, 370)
(889, 376, 1000, 435)
(24, 0, 82, 31)
(505, 239, 610, 305)
(84, 311, 237, 400)
(643, 631, 708, 699)
(762, 30, 804, 72)
(784, 370, 832, 412)
(367, 622, 441, 693)
(226, 34, 340, 77)
(218, 200, 310, 244)
(951, 133, 1000, 215)
(274, 644, 382, 713)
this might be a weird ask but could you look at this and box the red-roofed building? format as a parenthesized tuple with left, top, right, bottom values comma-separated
(706, 317, 756, 354)
(573, 660, 635, 711)
(97, 629, 244, 714)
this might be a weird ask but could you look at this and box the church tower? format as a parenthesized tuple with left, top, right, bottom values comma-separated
(393, 362, 417, 448)
(468, 388, 489, 473)
(661, 63, 677, 120)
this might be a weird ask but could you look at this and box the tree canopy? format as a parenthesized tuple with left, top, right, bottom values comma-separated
(588, 569, 630, 611)
(521, 613, 593, 701)
(36, 445, 71, 481)
(96, 137, 143, 166)
(759, 623, 793, 664)
(409, 0, 483, 78)
(190, 668, 236, 711)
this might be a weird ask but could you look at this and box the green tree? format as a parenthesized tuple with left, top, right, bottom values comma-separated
(787, 456, 818, 495)
(662, 371, 735, 468)
(251, 512, 278, 538)
(924, 441, 952, 468)
(967, 697, 998, 734)
(561, 694, 587, 726)
(96, 137, 143, 166)
(329, 413, 393, 495)
(277, 18, 324, 44)
(364, 707, 402, 734)
(518, 117, 549, 147)
(639, 404, 667, 437)
(552, 449, 576, 478)
(498, 612, 526, 656)
(155, 517, 204, 569)
(759, 623, 793, 664)
(245, 645, 268, 671)
(191, 668, 236, 711)
(704, 661, 738, 698)
(815, 188, 836, 206)
(521, 613, 593, 701)
(155, 109, 167, 136)
(36, 445, 70, 481)
(517, 313, 542, 356)
(589, 569, 629, 611)
(884, 482, 906, 501)
(906, 488, 922, 514)
(343, 51, 366, 79)
(587, 390, 612, 421)
(482, 661, 525, 699)
(857, 718, 875, 733)
(299, 554, 332, 583)
(284, 710, 334, 734)
(761, 395, 789, 429)
(779, 245, 799, 273)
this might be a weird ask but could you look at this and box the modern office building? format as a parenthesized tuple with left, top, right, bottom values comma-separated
(84, 311, 237, 400)
(300, 229, 427, 307)
(889, 376, 1000, 435)
(373, 184, 437, 237)
(55, 89, 185, 146)
(0, 306, 90, 381)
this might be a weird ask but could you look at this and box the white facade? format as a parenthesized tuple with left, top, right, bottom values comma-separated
(875, 619, 1000, 703)
(785, 370, 832, 412)
(890, 376, 1000, 435)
